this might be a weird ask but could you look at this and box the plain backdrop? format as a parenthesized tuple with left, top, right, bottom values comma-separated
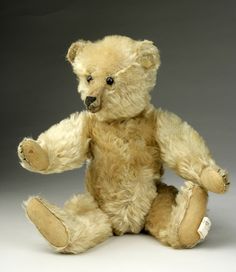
(0, 1, 235, 271)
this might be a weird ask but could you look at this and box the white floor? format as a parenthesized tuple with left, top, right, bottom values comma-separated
(1, 171, 236, 272)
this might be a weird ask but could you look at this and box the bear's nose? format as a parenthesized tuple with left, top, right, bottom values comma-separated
(85, 96, 96, 107)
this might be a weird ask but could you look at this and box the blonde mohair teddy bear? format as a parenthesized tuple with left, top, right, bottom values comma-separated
(18, 35, 229, 253)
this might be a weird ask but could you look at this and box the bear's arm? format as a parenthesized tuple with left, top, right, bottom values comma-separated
(155, 109, 229, 193)
(18, 111, 91, 174)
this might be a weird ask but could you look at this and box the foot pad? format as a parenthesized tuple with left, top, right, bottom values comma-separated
(26, 198, 69, 248)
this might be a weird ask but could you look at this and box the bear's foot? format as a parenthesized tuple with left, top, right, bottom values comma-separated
(145, 182, 209, 248)
(24, 194, 113, 254)
(25, 197, 69, 248)
(177, 184, 209, 247)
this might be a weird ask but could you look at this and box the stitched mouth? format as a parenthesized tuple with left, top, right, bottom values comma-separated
(87, 105, 101, 113)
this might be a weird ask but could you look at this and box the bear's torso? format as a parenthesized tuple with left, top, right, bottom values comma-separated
(85, 107, 163, 235)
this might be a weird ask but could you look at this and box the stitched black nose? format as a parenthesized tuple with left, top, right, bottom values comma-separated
(85, 96, 96, 107)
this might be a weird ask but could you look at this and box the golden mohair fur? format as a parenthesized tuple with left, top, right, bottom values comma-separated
(18, 35, 229, 253)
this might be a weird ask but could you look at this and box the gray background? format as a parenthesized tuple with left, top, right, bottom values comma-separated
(0, 1, 235, 271)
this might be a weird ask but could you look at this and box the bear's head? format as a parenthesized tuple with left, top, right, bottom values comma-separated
(67, 35, 160, 122)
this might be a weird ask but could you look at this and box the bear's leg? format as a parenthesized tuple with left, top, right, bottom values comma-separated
(145, 181, 209, 248)
(25, 194, 112, 253)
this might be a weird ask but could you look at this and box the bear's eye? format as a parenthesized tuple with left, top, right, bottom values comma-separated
(106, 77, 114, 85)
(87, 75, 93, 83)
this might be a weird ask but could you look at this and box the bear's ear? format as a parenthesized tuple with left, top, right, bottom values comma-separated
(136, 40, 160, 69)
(66, 40, 89, 64)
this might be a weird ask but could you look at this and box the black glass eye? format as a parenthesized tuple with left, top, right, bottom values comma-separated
(106, 77, 114, 85)
(87, 75, 93, 83)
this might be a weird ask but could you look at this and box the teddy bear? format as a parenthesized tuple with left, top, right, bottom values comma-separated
(17, 35, 229, 253)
